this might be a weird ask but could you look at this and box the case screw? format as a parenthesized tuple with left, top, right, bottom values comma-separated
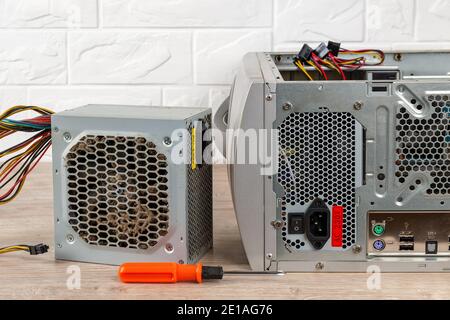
(352, 245, 362, 254)
(66, 234, 75, 244)
(353, 101, 363, 110)
(265, 94, 273, 101)
(63, 132, 72, 142)
(282, 102, 293, 111)
(163, 137, 172, 146)
(266, 253, 273, 260)
(315, 262, 324, 270)
(271, 220, 283, 229)
(165, 243, 174, 253)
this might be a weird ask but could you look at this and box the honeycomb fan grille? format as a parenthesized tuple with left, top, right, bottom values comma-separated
(65, 135, 170, 250)
(278, 112, 357, 249)
(395, 95, 450, 195)
(186, 129, 213, 262)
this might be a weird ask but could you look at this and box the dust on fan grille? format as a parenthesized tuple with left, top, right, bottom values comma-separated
(65, 135, 169, 250)
(395, 95, 450, 195)
(278, 112, 357, 249)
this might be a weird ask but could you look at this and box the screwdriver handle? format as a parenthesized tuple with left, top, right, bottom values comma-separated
(119, 262, 204, 283)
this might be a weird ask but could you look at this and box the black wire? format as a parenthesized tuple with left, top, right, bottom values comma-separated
(0, 138, 51, 202)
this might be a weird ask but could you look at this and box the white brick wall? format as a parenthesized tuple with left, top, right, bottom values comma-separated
(1, 0, 450, 157)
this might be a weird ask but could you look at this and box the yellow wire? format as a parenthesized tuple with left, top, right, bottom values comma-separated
(295, 61, 313, 81)
(0, 245, 29, 254)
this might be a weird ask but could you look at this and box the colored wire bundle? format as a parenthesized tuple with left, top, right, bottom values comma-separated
(293, 41, 385, 81)
(0, 243, 49, 255)
(0, 105, 54, 205)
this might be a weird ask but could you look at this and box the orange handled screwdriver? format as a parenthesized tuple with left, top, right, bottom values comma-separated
(119, 262, 284, 283)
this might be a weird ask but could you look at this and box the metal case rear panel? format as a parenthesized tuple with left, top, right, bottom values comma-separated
(225, 52, 450, 272)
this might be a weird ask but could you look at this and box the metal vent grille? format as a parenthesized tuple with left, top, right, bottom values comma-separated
(278, 112, 357, 249)
(395, 95, 450, 196)
(186, 164, 213, 262)
(65, 135, 170, 250)
(186, 124, 213, 262)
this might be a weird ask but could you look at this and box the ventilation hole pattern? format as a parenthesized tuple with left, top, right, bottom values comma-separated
(395, 95, 450, 196)
(186, 122, 213, 262)
(65, 135, 169, 250)
(278, 112, 357, 249)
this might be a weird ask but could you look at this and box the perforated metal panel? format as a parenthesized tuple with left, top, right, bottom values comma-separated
(395, 95, 450, 196)
(278, 112, 357, 249)
(186, 164, 213, 262)
(65, 135, 170, 250)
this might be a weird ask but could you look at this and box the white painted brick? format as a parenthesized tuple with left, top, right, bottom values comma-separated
(163, 85, 229, 111)
(102, 0, 272, 27)
(367, 0, 414, 42)
(195, 30, 271, 85)
(0, 32, 66, 84)
(163, 86, 210, 108)
(28, 86, 162, 113)
(69, 31, 192, 84)
(0, 87, 27, 112)
(274, 0, 364, 45)
(416, 0, 450, 41)
(0, 0, 97, 28)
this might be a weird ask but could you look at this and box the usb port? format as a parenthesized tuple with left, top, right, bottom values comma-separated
(399, 232, 414, 243)
(399, 243, 414, 251)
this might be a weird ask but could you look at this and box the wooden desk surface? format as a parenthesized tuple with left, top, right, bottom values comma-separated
(1, 163, 450, 300)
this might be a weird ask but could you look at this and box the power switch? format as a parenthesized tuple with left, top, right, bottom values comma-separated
(288, 213, 305, 234)
(425, 240, 438, 254)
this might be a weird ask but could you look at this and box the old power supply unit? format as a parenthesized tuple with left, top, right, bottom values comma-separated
(218, 51, 450, 272)
(52, 105, 212, 265)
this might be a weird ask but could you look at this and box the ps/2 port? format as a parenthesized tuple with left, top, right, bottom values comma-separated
(373, 239, 385, 251)
(372, 224, 385, 236)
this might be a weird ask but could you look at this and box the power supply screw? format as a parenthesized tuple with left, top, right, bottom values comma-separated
(315, 262, 324, 270)
(271, 220, 283, 229)
(63, 132, 72, 143)
(352, 245, 362, 254)
(163, 137, 172, 146)
(353, 101, 363, 110)
(265, 94, 273, 101)
(165, 243, 174, 253)
(282, 102, 293, 111)
(66, 234, 75, 244)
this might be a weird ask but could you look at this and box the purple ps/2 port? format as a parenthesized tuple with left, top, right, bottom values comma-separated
(373, 239, 385, 251)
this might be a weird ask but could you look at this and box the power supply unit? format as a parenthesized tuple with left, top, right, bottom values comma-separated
(217, 50, 450, 272)
(51, 104, 212, 265)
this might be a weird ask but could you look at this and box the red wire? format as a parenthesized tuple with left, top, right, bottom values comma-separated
(311, 53, 328, 80)
(0, 132, 49, 185)
(0, 139, 51, 200)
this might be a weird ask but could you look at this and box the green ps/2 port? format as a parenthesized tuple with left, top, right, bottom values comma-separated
(373, 224, 385, 236)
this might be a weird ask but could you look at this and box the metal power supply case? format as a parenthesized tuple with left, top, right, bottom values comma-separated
(218, 51, 450, 272)
(52, 105, 212, 265)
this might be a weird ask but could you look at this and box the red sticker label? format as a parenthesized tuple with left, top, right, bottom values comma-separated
(331, 206, 344, 247)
